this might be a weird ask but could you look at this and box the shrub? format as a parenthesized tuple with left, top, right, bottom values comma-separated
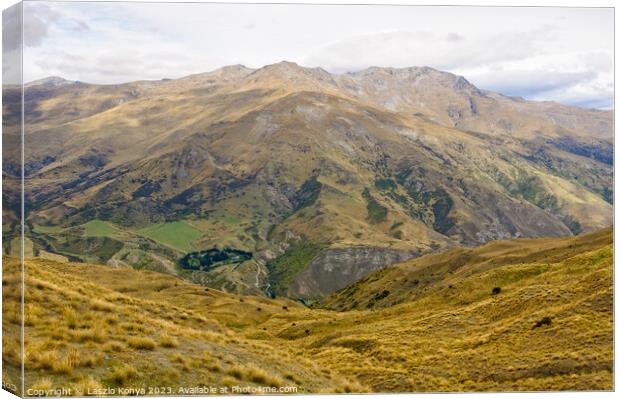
(127, 337, 156, 350)
(362, 188, 388, 224)
(375, 290, 390, 301)
(533, 316, 552, 329)
(390, 221, 404, 230)
(491, 287, 501, 295)
(390, 230, 403, 240)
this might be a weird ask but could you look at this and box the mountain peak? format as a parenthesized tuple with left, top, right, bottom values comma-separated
(341, 65, 481, 98)
(26, 76, 75, 87)
(245, 61, 336, 87)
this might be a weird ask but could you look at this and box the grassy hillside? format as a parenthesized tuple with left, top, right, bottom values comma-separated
(83, 220, 119, 237)
(2, 258, 357, 396)
(2, 228, 613, 394)
(134, 221, 205, 252)
(325, 227, 613, 310)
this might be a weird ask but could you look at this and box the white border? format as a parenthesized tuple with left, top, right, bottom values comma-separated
(0, 1, 616, 399)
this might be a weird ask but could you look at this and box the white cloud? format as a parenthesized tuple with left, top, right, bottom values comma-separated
(304, 29, 548, 72)
(13, 1, 614, 108)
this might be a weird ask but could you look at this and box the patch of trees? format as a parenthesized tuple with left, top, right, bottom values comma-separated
(179, 248, 252, 271)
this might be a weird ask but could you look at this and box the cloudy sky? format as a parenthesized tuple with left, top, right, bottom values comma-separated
(3, 1, 614, 108)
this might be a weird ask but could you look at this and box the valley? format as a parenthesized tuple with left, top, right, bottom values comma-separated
(1, 62, 613, 299)
(2, 228, 613, 394)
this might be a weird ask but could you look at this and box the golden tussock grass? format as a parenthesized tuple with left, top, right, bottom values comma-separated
(71, 328, 108, 344)
(126, 336, 156, 350)
(221, 376, 238, 388)
(109, 364, 139, 386)
(102, 341, 125, 352)
(244, 366, 285, 387)
(76, 376, 104, 396)
(224, 364, 285, 387)
(4, 228, 611, 394)
(159, 334, 179, 348)
(28, 378, 54, 395)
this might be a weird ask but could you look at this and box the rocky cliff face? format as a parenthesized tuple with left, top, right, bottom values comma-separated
(289, 247, 417, 298)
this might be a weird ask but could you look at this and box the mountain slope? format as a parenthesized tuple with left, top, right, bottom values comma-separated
(2, 228, 613, 393)
(315, 228, 613, 391)
(2, 62, 613, 297)
(324, 227, 613, 310)
(2, 256, 359, 396)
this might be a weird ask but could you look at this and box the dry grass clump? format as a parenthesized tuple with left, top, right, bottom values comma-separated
(245, 366, 285, 387)
(337, 380, 367, 393)
(71, 328, 107, 344)
(28, 378, 54, 395)
(3, 300, 22, 325)
(225, 365, 284, 387)
(51, 355, 74, 375)
(76, 376, 104, 396)
(168, 352, 186, 364)
(127, 336, 156, 350)
(2, 335, 22, 366)
(159, 334, 179, 348)
(61, 306, 80, 329)
(109, 364, 138, 385)
(208, 363, 222, 373)
(119, 322, 149, 333)
(102, 341, 125, 352)
(24, 303, 45, 327)
(90, 299, 115, 312)
(169, 352, 190, 371)
(226, 365, 245, 380)
(221, 376, 238, 388)
(27, 349, 58, 371)
(284, 373, 302, 384)
(26, 346, 101, 376)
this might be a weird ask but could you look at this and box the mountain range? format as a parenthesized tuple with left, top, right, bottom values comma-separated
(2, 61, 613, 299)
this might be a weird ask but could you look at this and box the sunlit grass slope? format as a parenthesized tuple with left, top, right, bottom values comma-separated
(134, 221, 205, 252)
(2, 228, 612, 394)
(2, 258, 357, 396)
(317, 228, 613, 391)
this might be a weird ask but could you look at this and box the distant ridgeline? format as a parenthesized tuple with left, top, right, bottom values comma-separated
(179, 248, 252, 271)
